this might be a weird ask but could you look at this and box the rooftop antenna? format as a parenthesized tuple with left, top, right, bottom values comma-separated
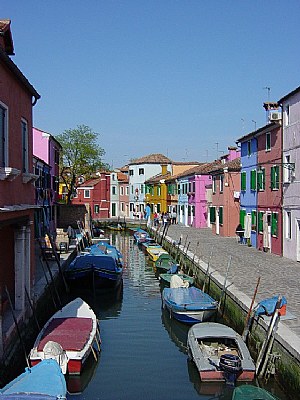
(215, 142, 219, 160)
(252, 120, 257, 131)
(263, 86, 271, 102)
(241, 118, 245, 133)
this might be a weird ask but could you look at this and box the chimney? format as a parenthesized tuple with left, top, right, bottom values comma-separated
(227, 146, 240, 161)
(0, 20, 14, 55)
(161, 164, 168, 175)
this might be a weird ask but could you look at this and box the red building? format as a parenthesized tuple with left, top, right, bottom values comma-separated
(209, 157, 241, 237)
(72, 172, 111, 220)
(256, 122, 282, 256)
(0, 20, 40, 357)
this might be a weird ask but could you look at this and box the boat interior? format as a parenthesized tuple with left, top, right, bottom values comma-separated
(197, 337, 241, 359)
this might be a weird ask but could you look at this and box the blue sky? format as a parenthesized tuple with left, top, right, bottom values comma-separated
(3, 1, 300, 168)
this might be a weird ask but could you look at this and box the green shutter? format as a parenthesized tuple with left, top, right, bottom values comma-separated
(251, 210, 257, 231)
(257, 170, 265, 191)
(219, 206, 223, 225)
(240, 209, 246, 228)
(271, 213, 278, 236)
(271, 166, 275, 189)
(241, 172, 246, 191)
(250, 170, 257, 191)
(258, 211, 264, 233)
(275, 166, 280, 189)
(210, 206, 216, 223)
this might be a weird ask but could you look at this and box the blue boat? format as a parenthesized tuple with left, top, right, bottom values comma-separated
(88, 242, 123, 265)
(0, 359, 67, 399)
(162, 286, 218, 324)
(65, 253, 123, 288)
(133, 228, 152, 244)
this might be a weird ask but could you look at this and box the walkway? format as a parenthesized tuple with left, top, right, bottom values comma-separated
(162, 224, 300, 350)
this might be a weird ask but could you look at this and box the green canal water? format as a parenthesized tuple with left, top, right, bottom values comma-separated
(64, 232, 287, 400)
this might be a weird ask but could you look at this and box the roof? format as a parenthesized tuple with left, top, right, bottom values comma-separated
(209, 157, 241, 174)
(0, 19, 14, 55)
(117, 172, 128, 182)
(278, 85, 300, 104)
(0, 47, 40, 101)
(166, 161, 221, 182)
(172, 161, 201, 165)
(236, 121, 279, 143)
(129, 153, 172, 165)
(145, 172, 171, 184)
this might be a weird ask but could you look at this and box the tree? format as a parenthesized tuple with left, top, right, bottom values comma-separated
(56, 125, 108, 204)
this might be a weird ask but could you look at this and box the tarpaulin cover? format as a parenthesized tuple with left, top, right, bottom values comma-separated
(232, 384, 279, 399)
(255, 296, 287, 317)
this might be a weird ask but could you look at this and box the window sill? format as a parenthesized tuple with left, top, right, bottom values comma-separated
(22, 172, 39, 184)
(0, 167, 21, 181)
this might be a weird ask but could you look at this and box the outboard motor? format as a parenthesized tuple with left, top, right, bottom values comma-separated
(219, 354, 242, 386)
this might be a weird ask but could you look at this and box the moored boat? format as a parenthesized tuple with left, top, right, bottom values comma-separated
(155, 253, 178, 272)
(159, 272, 194, 287)
(187, 322, 255, 384)
(232, 384, 280, 399)
(29, 298, 101, 375)
(0, 359, 67, 399)
(133, 228, 151, 244)
(162, 286, 218, 324)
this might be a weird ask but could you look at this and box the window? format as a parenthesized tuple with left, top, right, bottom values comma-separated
(240, 209, 246, 229)
(284, 155, 292, 183)
(251, 210, 257, 231)
(126, 186, 129, 195)
(157, 203, 161, 213)
(129, 169, 134, 176)
(131, 186, 134, 194)
(140, 184, 144, 194)
(250, 170, 257, 191)
(286, 211, 292, 239)
(220, 175, 224, 193)
(212, 176, 216, 193)
(258, 211, 264, 233)
(266, 132, 271, 151)
(139, 168, 144, 175)
(121, 202, 124, 212)
(257, 169, 265, 191)
(22, 119, 29, 173)
(271, 213, 278, 237)
(219, 206, 223, 225)
(188, 182, 192, 193)
(285, 104, 290, 126)
(241, 172, 246, 191)
(271, 166, 280, 190)
(157, 186, 161, 196)
(0, 104, 7, 167)
(84, 189, 90, 198)
(210, 206, 216, 223)
(192, 181, 195, 192)
(94, 205, 99, 214)
(112, 174, 115, 181)
(120, 186, 124, 196)
(54, 148, 59, 164)
(112, 186, 116, 195)
(247, 140, 251, 156)
(177, 184, 180, 195)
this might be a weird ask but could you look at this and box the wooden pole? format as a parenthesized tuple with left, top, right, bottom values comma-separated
(24, 286, 40, 331)
(218, 256, 232, 314)
(39, 257, 58, 309)
(5, 286, 30, 368)
(242, 276, 261, 341)
(202, 248, 213, 293)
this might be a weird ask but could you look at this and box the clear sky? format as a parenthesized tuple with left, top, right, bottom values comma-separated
(3, 1, 300, 168)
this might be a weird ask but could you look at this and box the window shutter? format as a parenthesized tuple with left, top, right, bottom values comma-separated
(241, 172, 246, 191)
(258, 211, 264, 233)
(271, 213, 278, 236)
(250, 170, 257, 191)
(251, 210, 257, 231)
(275, 166, 280, 189)
(271, 167, 275, 189)
(210, 206, 216, 223)
(219, 206, 223, 225)
(240, 209, 246, 228)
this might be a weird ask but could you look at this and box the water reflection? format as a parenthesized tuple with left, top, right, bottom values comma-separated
(66, 351, 99, 395)
(161, 307, 189, 354)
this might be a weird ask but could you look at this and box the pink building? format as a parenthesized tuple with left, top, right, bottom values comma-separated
(33, 127, 61, 234)
(118, 171, 129, 218)
(72, 172, 110, 220)
(0, 20, 40, 358)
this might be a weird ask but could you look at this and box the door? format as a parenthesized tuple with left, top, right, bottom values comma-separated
(296, 220, 300, 262)
(216, 208, 220, 235)
(111, 203, 116, 217)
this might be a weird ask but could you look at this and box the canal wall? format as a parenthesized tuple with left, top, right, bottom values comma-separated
(154, 227, 300, 398)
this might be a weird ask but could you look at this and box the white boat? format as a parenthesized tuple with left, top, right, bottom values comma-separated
(187, 322, 255, 384)
(29, 298, 101, 375)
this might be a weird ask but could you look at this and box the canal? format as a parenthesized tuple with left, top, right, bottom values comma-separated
(64, 232, 287, 400)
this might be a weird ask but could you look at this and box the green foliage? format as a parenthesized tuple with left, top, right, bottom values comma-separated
(56, 125, 108, 203)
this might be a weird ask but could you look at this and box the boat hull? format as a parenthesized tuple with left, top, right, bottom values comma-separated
(199, 369, 255, 382)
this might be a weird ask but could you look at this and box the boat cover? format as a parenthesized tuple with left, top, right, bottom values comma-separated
(37, 317, 92, 351)
(71, 254, 120, 272)
(232, 384, 279, 399)
(170, 275, 189, 288)
(255, 296, 287, 316)
(0, 359, 66, 399)
(163, 287, 217, 311)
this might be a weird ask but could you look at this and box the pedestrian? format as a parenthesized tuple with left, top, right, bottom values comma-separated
(235, 223, 244, 244)
(171, 208, 177, 224)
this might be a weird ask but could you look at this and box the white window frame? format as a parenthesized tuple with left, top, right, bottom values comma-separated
(286, 211, 292, 239)
(112, 185, 116, 195)
(284, 155, 292, 183)
(84, 189, 90, 198)
(94, 204, 99, 214)
(266, 132, 271, 152)
(120, 186, 124, 196)
(220, 175, 224, 193)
